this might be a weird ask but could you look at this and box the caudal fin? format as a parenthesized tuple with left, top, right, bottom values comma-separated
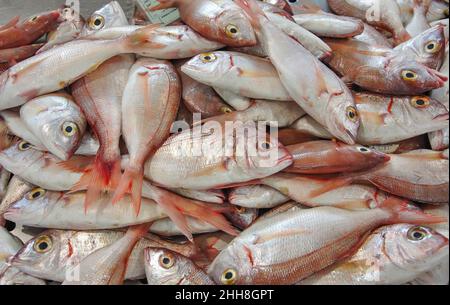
(70, 156, 121, 213)
(381, 196, 447, 225)
(144, 183, 239, 241)
(112, 167, 144, 216)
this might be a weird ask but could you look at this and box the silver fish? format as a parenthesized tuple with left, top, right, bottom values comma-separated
(81, 1, 129, 37)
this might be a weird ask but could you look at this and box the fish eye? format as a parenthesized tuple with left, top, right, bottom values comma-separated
(401, 70, 418, 81)
(33, 235, 53, 254)
(89, 14, 105, 30)
(30, 16, 38, 22)
(18, 141, 32, 151)
(357, 146, 370, 153)
(225, 24, 240, 38)
(200, 53, 217, 63)
(235, 206, 247, 213)
(220, 107, 233, 114)
(260, 141, 272, 150)
(159, 253, 175, 269)
(221, 269, 237, 285)
(425, 41, 442, 54)
(346, 106, 359, 122)
(410, 96, 430, 108)
(27, 188, 46, 200)
(407, 226, 429, 241)
(62, 122, 78, 137)
(288, 0, 299, 3)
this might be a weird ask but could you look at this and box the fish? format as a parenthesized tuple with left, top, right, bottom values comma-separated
(353, 92, 449, 145)
(0, 227, 46, 285)
(169, 188, 225, 204)
(143, 122, 293, 190)
(225, 205, 259, 230)
(86, 25, 225, 59)
(299, 224, 449, 285)
(38, 7, 86, 53)
(353, 23, 394, 48)
(277, 128, 322, 146)
(174, 60, 232, 119)
(293, 13, 364, 38)
(257, 173, 354, 207)
(150, 217, 220, 236)
(0, 24, 195, 111)
(284, 140, 390, 174)
(324, 38, 448, 95)
(327, 0, 411, 45)
(0, 110, 47, 150)
(213, 88, 252, 111)
(0, 44, 43, 70)
(0, 16, 20, 32)
(81, 1, 129, 37)
(406, 0, 432, 37)
(368, 135, 431, 154)
(289, 115, 335, 139)
(207, 197, 444, 284)
(71, 55, 134, 211)
(0, 175, 34, 216)
(11, 229, 195, 282)
(150, 0, 257, 47)
(198, 99, 306, 128)
(357, 149, 449, 203)
(0, 141, 90, 191)
(0, 10, 61, 49)
(182, 51, 293, 101)
(397, 0, 449, 24)
(144, 247, 215, 285)
(228, 185, 289, 208)
(393, 24, 447, 70)
(236, 0, 360, 145)
(20, 93, 87, 161)
(113, 58, 181, 216)
(62, 223, 151, 285)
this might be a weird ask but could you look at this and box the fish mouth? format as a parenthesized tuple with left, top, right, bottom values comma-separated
(433, 113, 450, 121)
(276, 153, 294, 167)
(428, 67, 448, 87)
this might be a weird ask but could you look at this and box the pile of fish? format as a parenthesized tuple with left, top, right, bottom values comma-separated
(0, 0, 449, 285)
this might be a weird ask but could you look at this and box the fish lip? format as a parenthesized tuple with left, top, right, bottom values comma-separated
(433, 113, 450, 121)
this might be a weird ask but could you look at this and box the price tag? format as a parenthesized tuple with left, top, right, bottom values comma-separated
(135, 0, 180, 25)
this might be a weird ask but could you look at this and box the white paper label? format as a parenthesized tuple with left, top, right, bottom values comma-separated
(135, 0, 180, 25)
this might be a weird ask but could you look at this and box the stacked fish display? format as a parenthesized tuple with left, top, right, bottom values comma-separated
(0, 0, 449, 285)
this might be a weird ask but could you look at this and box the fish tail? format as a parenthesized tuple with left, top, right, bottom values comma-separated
(381, 196, 446, 225)
(121, 24, 166, 52)
(234, 0, 265, 30)
(112, 167, 144, 216)
(149, 184, 239, 240)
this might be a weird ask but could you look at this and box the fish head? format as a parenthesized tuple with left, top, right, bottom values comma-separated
(345, 144, 391, 167)
(20, 95, 87, 161)
(181, 52, 231, 85)
(216, 6, 257, 47)
(81, 1, 129, 36)
(233, 123, 293, 176)
(207, 239, 254, 285)
(398, 25, 446, 70)
(0, 141, 44, 176)
(4, 188, 62, 225)
(388, 58, 448, 93)
(382, 224, 449, 273)
(225, 206, 259, 230)
(144, 247, 189, 285)
(327, 91, 360, 145)
(24, 10, 61, 31)
(11, 230, 66, 280)
(403, 95, 449, 126)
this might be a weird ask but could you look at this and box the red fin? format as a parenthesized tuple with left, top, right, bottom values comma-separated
(112, 167, 143, 216)
(0, 16, 20, 31)
(57, 156, 95, 173)
(381, 196, 446, 225)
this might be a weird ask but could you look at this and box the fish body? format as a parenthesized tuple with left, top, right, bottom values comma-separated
(229, 185, 289, 209)
(114, 58, 181, 214)
(293, 13, 364, 38)
(0, 11, 60, 49)
(285, 140, 390, 174)
(182, 51, 293, 101)
(299, 224, 449, 285)
(151, 0, 257, 47)
(208, 199, 443, 284)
